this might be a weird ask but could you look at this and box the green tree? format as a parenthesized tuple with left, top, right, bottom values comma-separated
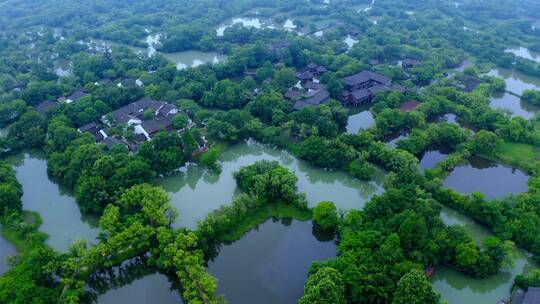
(313, 201, 339, 231)
(472, 130, 501, 155)
(392, 270, 440, 304)
(299, 267, 346, 304)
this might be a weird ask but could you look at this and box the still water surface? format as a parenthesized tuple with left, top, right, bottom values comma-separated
(434, 206, 537, 304)
(207, 219, 336, 304)
(159, 141, 384, 229)
(8, 152, 99, 252)
(443, 156, 529, 200)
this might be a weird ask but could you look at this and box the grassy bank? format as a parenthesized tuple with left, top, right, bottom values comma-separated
(220, 202, 312, 243)
(1, 211, 46, 256)
(491, 142, 540, 172)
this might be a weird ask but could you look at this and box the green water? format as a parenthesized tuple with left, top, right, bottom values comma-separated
(434, 206, 537, 304)
(7, 152, 99, 252)
(490, 92, 540, 119)
(207, 219, 336, 304)
(90, 38, 224, 70)
(487, 67, 540, 96)
(346, 110, 375, 133)
(443, 156, 529, 200)
(158, 141, 385, 229)
(0, 224, 16, 275)
(506, 47, 540, 64)
(88, 256, 183, 304)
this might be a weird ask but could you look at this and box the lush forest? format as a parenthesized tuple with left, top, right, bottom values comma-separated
(2, 0, 540, 303)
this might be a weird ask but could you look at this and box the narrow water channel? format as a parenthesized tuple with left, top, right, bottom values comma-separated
(489, 92, 539, 119)
(7, 152, 99, 252)
(434, 206, 537, 304)
(487, 67, 540, 96)
(0, 225, 16, 275)
(443, 156, 529, 200)
(207, 219, 336, 304)
(158, 141, 385, 229)
(505, 47, 540, 64)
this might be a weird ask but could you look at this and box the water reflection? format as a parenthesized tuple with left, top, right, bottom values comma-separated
(346, 110, 375, 133)
(216, 17, 264, 36)
(505, 47, 540, 64)
(7, 152, 99, 252)
(207, 219, 336, 304)
(487, 67, 540, 96)
(0, 225, 16, 275)
(90, 38, 224, 70)
(419, 147, 450, 170)
(385, 132, 409, 148)
(435, 206, 537, 304)
(87, 255, 183, 304)
(443, 156, 529, 200)
(158, 141, 384, 229)
(489, 92, 540, 119)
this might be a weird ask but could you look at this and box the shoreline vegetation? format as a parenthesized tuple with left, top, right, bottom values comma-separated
(3, 0, 540, 303)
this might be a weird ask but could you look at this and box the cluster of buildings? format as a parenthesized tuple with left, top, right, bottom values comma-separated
(284, 63, 403, 110)
(339, 70, 397, 105)
(285, 63, 331, 110)
(76, 97, 186, 151)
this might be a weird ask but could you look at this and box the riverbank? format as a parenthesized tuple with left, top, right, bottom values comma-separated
(0, 211, 44, 256)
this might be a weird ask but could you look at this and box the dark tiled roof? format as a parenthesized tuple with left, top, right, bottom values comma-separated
(134, 133, 149, 143)
(402, 59, 421, 67)
(68, 89, 87, 102)
(142, 116, 174, 135)
(296, 71, 314, 81)
(307, 62, 318, 69)
(351, 89, 371, 100)
(284, 89, 302, 100)
(304, 81, 327, 91)
(109, 97, 163, 124)
(344, 70, 391, 87)
(94, 132, 105, 142)
(78, 122, 99, 133)
(102, 137, 128, 150)
(299, 89, 330, 107)
(316, 66, 327, 73)
(36, 100, 58, 115)
(293, 100, 313, 110)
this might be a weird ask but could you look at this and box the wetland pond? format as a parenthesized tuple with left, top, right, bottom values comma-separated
(419, 147, 451, 170)
(487, 67, 540, 96)
(87, 256, 183, 304)
(7, 152, 99, 252)
(434, 206, 537, 304)
(505, 47, 540, 64)
(346, 110, 375, 133)
(90, 38, 224, 70)
(442, 156, 529, 200)
(207, 219, 336, 304)
(0, 226, 16, 275)
(489, 92, 539, 119)
(158, 141, 385, 229)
